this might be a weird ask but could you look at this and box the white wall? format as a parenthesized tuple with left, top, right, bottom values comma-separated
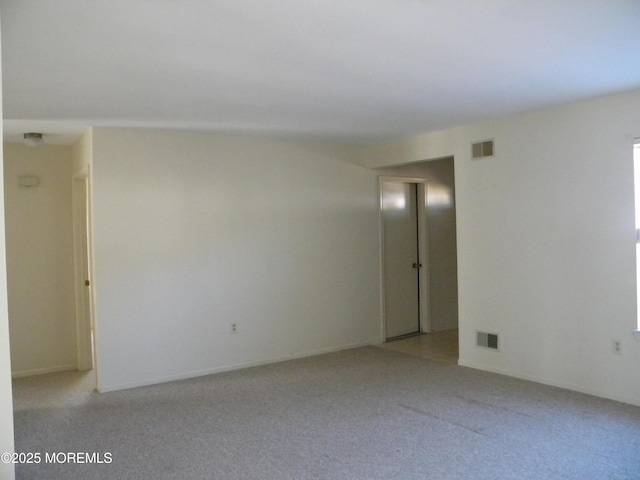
(355, 128, 455, 169)
(3, 144, 77, 376)
(0, 15, 17, 477)
(359, 89, 640, 406)
(91, 128, 381, 391)
(71, 128, 93, 174)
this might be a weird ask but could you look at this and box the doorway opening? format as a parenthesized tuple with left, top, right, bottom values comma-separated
(377, 157, 458, 361)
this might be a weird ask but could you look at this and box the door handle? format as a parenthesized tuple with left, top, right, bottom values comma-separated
(412, 263, 422, 269)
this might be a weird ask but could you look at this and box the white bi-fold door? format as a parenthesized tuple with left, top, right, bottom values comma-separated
(381, 179, 427, 339)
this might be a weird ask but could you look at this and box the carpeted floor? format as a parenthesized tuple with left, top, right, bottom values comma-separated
(12, 346, 640, 480)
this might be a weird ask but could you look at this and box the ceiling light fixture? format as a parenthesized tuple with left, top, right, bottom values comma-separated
(23, 132, 44, 147)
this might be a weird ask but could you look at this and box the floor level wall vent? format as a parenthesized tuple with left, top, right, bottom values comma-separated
(477, 331, 499, 350)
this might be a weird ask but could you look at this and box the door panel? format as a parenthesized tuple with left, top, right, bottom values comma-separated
(382, 181, 420, 339)
(74, 176, 94, 370)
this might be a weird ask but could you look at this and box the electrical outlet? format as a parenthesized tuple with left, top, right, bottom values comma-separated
(612, 339, 622, 355)
(231, 322, 238, 334)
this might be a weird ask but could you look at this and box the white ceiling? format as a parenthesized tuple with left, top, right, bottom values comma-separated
(2, 0, 640, 145)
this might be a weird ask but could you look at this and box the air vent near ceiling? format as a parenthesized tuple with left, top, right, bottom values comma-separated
(477, 331, 499, 350)
(472, 139, 494, 159)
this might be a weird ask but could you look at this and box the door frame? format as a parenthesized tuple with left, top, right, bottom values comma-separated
(379, 176, 430, 341)
(72, 166, 96, 372)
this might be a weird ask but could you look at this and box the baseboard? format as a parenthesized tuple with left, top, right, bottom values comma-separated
(12, 365, 77, 379)
(457, 359, 640, 408)
(97, 339, 380, 393)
